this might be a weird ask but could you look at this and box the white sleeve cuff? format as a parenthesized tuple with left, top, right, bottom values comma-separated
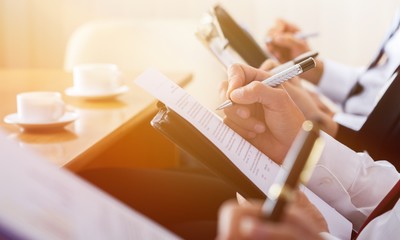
(318, 59, 363, 103)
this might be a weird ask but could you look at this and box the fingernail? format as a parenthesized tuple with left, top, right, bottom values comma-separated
(254, 124, 265, 133)
(236, 108, 249, 119)
(247, 132, 257, 139)
(275, 36, 283, 42)
(240, 217, 256, 237)
(231, 88, 244, 99)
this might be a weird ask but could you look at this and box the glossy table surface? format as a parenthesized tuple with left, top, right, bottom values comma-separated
(0, 69, 192, 169)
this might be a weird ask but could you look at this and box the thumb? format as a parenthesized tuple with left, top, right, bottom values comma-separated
(274, 34, 305, 48)
(230, 81, 287, 109)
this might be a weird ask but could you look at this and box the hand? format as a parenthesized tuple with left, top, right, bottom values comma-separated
(218, 60, 279, 99)
(259, 59, 279, 72)
(266, 19, 311, 63)
(223, 64, 305, 164)
(283, 79, 339, 136)
(217, 192, 329, 240)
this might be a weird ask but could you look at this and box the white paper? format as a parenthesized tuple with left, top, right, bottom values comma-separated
(208, 38, 246, 68)
(0, 132, 180, 240)
(135, 69, 352, 239)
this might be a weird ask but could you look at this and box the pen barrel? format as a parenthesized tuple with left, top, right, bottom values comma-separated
(270, 61, 294, 75)
(266, 185, 297, 222)
(264, 65, 302, 87)
(298, 57, 316, 73)
(264, 58, 315, 87)
(262, 120, 324, 222)
(268, 196, 287, 222)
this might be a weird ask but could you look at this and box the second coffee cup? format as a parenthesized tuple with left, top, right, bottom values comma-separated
(72, 64, 123, 94)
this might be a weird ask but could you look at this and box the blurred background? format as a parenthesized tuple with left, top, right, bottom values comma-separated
(0, 0, 398, 69)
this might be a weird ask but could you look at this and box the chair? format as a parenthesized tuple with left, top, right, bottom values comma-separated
(64, 18, 226, 108)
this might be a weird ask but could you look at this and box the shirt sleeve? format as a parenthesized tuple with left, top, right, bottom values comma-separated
(317, 59, 364, 104)
(306, 132, 400, 230)
(332, 112, 368, 131)
(356, 201, 400, 239)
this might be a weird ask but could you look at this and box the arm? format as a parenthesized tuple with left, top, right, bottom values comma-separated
(223, 63, 400, 231)
(308, 132, 400, 230)
(317, 59, 364, 104)
(265, 19, 363, 97)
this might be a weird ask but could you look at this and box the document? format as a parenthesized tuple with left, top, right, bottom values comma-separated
(0, 131, 180, 240)
(135, 69, 352, 239)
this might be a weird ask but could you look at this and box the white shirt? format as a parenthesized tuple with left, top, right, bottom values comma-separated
(317, 9, 400, 130)
(307, 133, 400, 239)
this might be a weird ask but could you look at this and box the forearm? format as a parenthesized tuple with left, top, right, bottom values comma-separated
(316, 59, 363, 103)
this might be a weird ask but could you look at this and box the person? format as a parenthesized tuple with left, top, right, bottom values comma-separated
(217, 63, 399, 239)
(217, 192, 329, 240)
(261, 8, 400, 135)
(79, 63, 399, 239)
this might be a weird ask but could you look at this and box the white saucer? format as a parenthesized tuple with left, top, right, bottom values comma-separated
(3, 112, 78, 131)
(65, 86, 129, 100)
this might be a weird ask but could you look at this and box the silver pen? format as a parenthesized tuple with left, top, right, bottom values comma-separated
(216, 57, 316, 110)
(270, 50, 318, 74)
(264, 31, 319, 44)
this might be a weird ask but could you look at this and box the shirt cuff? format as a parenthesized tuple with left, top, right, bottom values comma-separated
(318, 59, 363, 103)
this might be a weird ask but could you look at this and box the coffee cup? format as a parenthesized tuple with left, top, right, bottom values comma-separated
(17, 92, 66, 123)
(72, 64, 123, 94)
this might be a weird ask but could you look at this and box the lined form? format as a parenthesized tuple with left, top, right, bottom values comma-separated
(136, 69, 279, 196)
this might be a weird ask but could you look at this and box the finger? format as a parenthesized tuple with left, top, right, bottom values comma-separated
(259, 59, 279, 71)
(224, 117, 258, 139)
(224, 104, 252, 119)
(218, 200, 262, 240)
(224, 105, 266, 133)
(226, 64, 271, 98)
(240, 218, 296, 240)
(267, 19, 286, 36)
(267, 19, 300, 38)
(284, 204, 327, 236)
(273, 33, 306, 48)
(230, 81, 289, 111)
(278, 18, 300, 33)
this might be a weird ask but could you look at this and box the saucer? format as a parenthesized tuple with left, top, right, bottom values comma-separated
(65, 86, 129, 100)
(3, 112, 78, 131)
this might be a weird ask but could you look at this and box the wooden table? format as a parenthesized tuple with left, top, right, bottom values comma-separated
(0, 69, 192, 171)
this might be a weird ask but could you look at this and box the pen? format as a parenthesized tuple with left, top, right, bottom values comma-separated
(262, 120, 325, 222)
(264, 31, 319, 44)
(216, 57, 316, 110)
(270, 50, 318, 74)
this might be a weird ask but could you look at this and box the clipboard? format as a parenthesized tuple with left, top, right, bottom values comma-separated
(195, 5, 269, 68)
(151, 102, 266, 199)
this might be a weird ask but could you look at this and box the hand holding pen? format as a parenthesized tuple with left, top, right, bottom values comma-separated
(217, 57, 316, 110)
(265, 31, 319, 44)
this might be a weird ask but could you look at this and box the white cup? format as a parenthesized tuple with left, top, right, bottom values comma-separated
(17, 92, 66, 123)
(72, 64, 123, 94)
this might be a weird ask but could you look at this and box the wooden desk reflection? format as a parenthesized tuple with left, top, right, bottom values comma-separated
(0, 69, 192, 171)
